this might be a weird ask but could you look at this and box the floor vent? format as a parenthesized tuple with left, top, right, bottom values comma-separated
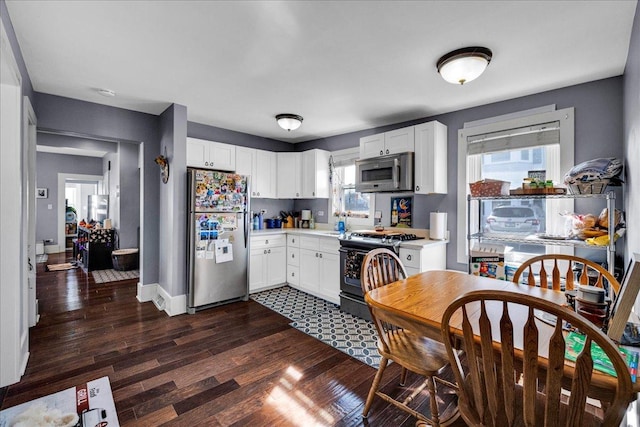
(153, 294, 166, 311)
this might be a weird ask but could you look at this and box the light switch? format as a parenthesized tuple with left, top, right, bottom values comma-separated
(47, 204, 53, 210)
(317, 211, 324, 217)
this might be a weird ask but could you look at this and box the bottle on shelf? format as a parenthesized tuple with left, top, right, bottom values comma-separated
(391, 200, 399, 226)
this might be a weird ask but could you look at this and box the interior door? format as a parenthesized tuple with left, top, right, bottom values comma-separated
(24, 97, 38, 326)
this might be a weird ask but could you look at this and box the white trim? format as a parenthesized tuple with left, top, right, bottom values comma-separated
(24, 96, 38, 327)
(456, 107, 575, 265)
(156, 285, 187, 317)
(137, 282, 157, 303)
(57, 173, 104, 252)
(1, 17, 27, 387)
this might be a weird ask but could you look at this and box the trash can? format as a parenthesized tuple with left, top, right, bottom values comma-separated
(111, 248, 139, 271)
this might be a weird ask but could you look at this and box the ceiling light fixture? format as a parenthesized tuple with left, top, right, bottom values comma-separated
(97, 88, 116, 97)
(436, 47, 493, 85)
(276, 114, 303, 131)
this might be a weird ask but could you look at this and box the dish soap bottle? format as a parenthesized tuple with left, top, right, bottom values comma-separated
(309, 215, 315, 229)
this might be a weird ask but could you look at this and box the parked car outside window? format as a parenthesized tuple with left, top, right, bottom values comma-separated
(484, 206, 540, 233)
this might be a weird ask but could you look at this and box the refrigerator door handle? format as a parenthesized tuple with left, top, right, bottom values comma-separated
(243, 211, 248, 248)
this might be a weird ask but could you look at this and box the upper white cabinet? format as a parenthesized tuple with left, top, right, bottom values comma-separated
(301, 149, 330, 198)
(235, 147, 276, 198)
(186, 137, 236, 171)
(359, 126, 415, 159)
(414, 121, 448, 194)
(277, 152, 302, 198)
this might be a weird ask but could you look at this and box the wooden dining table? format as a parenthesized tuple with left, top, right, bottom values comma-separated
(364, 269, 640, 395)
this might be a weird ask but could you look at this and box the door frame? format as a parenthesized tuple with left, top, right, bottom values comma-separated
(57, 173, 104, 252)
(24, 96, 38, 326)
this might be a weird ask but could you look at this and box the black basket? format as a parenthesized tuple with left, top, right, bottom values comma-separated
(112, 249, 139, 271)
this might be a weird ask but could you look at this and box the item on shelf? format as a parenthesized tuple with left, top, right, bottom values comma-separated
(470, 243, 507, 280)
(510, 187, 567, 195)
(469, 179, 510, 197)
(598, 207, 623, 230)
(563, 157, 623, 194)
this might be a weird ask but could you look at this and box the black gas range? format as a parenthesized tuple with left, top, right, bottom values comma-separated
(338, 231, 420, 320)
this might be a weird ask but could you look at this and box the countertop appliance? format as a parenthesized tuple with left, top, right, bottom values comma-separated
(355, 152, 414, 193)
(338, 230, 419, 320)
(187, 168, 250, 313)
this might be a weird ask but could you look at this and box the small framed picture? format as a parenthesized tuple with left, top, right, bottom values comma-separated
(36, 188, 48, 199)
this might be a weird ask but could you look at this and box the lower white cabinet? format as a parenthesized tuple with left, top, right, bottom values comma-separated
(294, 235, 340, 304)
(249, 235, 286, 292)
(399, 244, 446, 277)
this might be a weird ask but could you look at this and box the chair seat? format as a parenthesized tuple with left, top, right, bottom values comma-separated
(378, 329, 450, 376)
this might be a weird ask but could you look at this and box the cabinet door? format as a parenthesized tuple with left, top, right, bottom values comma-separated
(359, 133, 385, 159)
(255, 150, 277, 198)
(249, 247, 267, 292)
(186, 138, 208, 168)
(235, 146, 255, 178)
(318, 251, 340, 304)
(301, 149, 330, 198)
(266, 245, 287, 286)
(208, 141, 236, 172)
(276, 152, 302, 198)
(299, 248, 320, 293)
(384, 126, 415, 155)
(414, 121, 447, 194)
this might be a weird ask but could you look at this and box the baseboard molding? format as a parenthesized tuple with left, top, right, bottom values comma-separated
(137, 282, 157, 303)
(44, 245, 61, 254)
(156, 285, 187, 317)
(138, 282, 186, 316)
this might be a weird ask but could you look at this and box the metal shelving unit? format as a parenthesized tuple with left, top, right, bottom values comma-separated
(467, 191, 616, 275)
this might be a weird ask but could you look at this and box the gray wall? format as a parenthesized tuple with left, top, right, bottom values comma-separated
(34, 93, 161, 285)
(300, 77, 625, 269)
(35, 152, 103, 244)
(623, 5, 640, 266)
(118, 142, 140, 249)
(159, 104, 188, 297)
(188, 121, 291, 152)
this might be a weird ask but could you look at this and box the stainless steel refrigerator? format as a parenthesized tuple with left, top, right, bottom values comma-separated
(187, 168, 250, 313)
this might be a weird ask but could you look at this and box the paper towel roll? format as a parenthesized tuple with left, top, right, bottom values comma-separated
(429, 212, 447, 240)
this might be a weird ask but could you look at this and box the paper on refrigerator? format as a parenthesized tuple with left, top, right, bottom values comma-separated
(215, 239, 233, 263)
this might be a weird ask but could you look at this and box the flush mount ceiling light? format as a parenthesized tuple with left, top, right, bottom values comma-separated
(436, 47, 493, 85)
(276, 114, 303, 131)
(97, 88, 116, 97)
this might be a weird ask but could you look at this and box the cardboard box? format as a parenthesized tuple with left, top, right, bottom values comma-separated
(470, 243, 506, 280)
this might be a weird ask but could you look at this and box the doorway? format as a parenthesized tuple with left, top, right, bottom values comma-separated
(64, 179, 100, 251)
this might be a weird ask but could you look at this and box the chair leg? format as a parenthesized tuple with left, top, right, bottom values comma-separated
(400, 366, 408, 386)
(363, 357, 389, 417)
(427, 375, 440, 427)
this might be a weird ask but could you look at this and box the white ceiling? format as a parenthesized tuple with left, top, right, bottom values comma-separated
(6, 0, 638, 144)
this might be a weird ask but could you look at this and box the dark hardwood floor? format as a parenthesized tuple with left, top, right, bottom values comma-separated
(0, 252, 463, 426)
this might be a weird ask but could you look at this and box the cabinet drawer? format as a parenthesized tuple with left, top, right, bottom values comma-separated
(251, 234, 286, 249)
(287, 247, 300, 267)
(299, 236, 320, 250)
(287, 234, 300, 247)
(399, 248, 421, 269)
(287, 266, 300, 286)
(319, 236, 340, 253)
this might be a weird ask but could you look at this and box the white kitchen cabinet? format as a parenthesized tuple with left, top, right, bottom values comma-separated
(399, 244, 446, 277)
(295, 235, 340, 304)
(301, 149, 330, 198)
(286, 234, 300, 286)
(277, 152, 302, 198)
(235, 147, 276, 198)
(359, 126, 415, 159)
(249, 235, 286, 292)
(186, 137, 236, 171)
(414, 121, 447, 194)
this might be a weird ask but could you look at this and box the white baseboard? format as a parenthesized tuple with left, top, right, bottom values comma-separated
(138, 282, 186, 316)
(137, 282, 157, 303)
(44, 245, 62, 254)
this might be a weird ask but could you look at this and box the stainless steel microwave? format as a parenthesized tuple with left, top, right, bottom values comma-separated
(355, 152, 414, 192)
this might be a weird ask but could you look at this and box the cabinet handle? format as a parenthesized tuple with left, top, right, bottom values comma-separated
(292, 253, 295, 258)
(205, 161, 209, 166)
(265, 240, 269, 244)
(292, 238, 295, 243)
(315, 253, 319, 258)
(416, 186, 420, 191)
(264, 249, 267, 254)
(319, 253, 323, 258)
(268, 249, 271, 254)
(380, 150, 383, 155)
(291, 272, 295, 277)
(385, 149, 389, 154)
(406, 255, 412, 261)
(296, 193, 299, 197)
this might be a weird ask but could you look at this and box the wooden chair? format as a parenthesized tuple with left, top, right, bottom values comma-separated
(440, 289, 633, 427)
(361, 248, 456, 426)
(512, 254, 620, 298)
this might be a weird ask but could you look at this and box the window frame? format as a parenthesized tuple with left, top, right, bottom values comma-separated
(456, 107, 575, 265)
(329, 147, 375, 228)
